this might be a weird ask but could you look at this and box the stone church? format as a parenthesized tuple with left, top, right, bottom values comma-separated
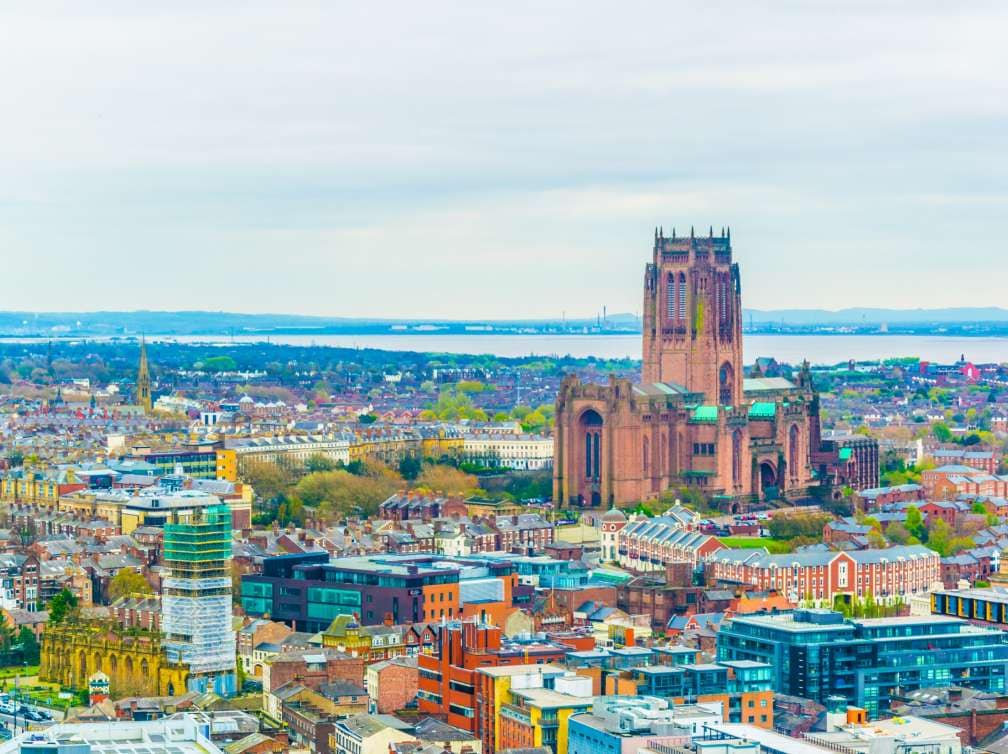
(553, 226, 823, 510)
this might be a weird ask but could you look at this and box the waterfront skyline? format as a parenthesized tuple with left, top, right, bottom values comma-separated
(3, 2, 1006, 317)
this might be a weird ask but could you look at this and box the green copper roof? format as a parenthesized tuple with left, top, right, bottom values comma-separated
(692, 405, 719, 423)
(748, 402, 777, 419)
(682, 469, 715, 477)
(839, 447, 853, 461)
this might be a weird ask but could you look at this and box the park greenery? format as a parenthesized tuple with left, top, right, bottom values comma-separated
(831, 593, 905, 619)
(47, 589, 78, 625)
(108, 570, 154, 602)
(246, 454, 551, 527)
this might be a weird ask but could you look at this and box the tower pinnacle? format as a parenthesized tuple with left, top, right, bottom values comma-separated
(137, 337, 152, 415)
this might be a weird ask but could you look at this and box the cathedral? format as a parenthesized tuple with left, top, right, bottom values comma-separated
(553, 226, 823, 510)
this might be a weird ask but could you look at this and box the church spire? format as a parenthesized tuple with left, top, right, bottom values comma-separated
(137, 336, 152, 415)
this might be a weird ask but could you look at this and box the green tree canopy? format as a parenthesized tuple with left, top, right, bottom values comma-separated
(305, 454, 337, 473)
(932, 422, 953, 443)
(108, 569, 153, 602)
(48, 588, 79, 624)
(17, 626, 39, 665)
(294, 467, 401, 520)
(202, 355, 238, 372)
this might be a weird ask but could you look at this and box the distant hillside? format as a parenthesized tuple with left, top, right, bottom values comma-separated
(0, 310, 642, 336)
(0, 308, 1004, 337)
(743, 307, 1008, 325)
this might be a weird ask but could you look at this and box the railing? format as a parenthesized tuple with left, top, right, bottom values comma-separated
(646, 736, 693, 754)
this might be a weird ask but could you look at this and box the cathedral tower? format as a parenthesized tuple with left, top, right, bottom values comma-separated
(642, 226, 742, 406)
(137, 337, 152, 415)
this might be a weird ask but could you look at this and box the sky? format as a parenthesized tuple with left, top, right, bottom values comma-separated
(1, 1, 1006, 319)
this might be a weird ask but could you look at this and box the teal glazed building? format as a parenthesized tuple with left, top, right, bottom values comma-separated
(716, 608, 1008, 718)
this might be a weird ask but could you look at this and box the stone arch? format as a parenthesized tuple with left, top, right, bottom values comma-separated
(253, 664, 263, 677)
(140, 658, 149, 677)
(789, 424, 800, 482)
(578, 409, 604, 503)
(719, 361, 735, 405)
(109, 654, 118, 675)
(642, 436, 649, 476)
(760, 461, 778, 500)
(125, 656, 133, 677)
(93, 651, 103, 675)
(78, 651, 87, 685)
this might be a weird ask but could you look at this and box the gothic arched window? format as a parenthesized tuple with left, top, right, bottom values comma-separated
(677, 273, 687, 321)
(666, 273, 676, 320)
(732, 430, 743, 485)
(789, 424, 800, 481)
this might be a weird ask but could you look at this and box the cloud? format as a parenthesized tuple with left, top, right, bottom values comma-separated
(0, 1, 1005, 315)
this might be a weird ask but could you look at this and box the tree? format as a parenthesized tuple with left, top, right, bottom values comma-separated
(294, 468, 401, 520)
(47, 588, 78, 624)
(277, 496, 306, 526)
(243, 460, 297, 503)
(866, 529, 887, 549)
(108, 569, 153, 601)
(398, 456, 423, 481)
(884, 522, 914, 545)
(202, 355, 238, 372)
(905, 506, 927, 542)
(17, 627, 39, 665)
(768, 513, 832, 540)
(927, 519, 953, 556)
(305, 454, 337, 473)
(413, 465, 478, 497)
(932, 422, 953, 443)
(521, 410, 548, 433)
(510, 405, 532, 420)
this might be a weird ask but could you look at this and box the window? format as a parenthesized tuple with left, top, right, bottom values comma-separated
(677, 273, 687, 320)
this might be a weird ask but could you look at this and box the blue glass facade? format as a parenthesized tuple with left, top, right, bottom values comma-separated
(717, 609, 1008, 718)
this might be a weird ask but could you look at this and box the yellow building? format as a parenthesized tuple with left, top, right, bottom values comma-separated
(481, 665, 592, 754)
(320, 614, 372, 657)
(40, 622, 189, 698)
(0, 471, 73, 506)
(216, 449, 238, 482)
(420, 430, 464, 460)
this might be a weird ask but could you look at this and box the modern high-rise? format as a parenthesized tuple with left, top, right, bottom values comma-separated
(162, 504, 237, 696)
(717, 609, 1008, 718)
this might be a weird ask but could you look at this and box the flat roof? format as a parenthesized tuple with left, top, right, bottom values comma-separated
(512, 688, 594, 708)
(478, 663, 566, 678)
(935, 587, 1008, 605)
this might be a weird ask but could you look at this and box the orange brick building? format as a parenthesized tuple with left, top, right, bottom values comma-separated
(417, 621, 575, 733)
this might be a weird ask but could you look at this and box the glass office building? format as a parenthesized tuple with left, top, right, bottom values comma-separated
(717, 608, 1008, 718)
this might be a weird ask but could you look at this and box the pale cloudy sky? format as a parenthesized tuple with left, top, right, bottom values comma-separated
(1, 1, 1005, 318)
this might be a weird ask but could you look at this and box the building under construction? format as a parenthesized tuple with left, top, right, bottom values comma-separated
(162, 503, 237, 696)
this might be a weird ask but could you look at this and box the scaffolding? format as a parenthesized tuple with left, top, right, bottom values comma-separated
(162, 505, 236, 695)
